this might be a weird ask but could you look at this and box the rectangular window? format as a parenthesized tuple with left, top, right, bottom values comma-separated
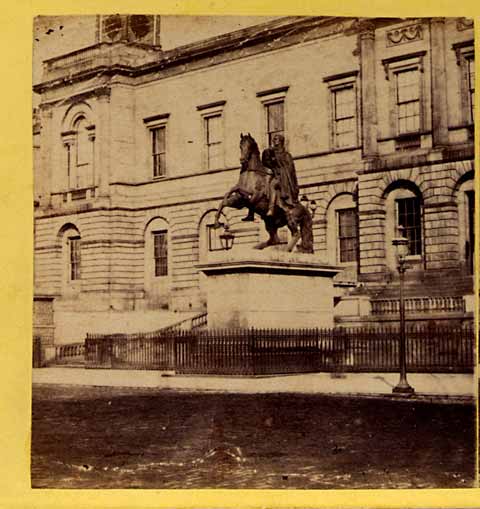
(265, 101, 285, 146)
(467, 57, 475, 123)
(151, 126, 166, 178)
(69, 237, 81, 281)
(153, 231, 168, 277)
(204, 115, 223, 170)
(337, 209, 358, 263)
(396, 197, 422, 255)
(396, 69, 420, 134)
(332, 86, 357, 148)
(324, 71, 359, 151)
(207, 224, 224, 252)
(452, 42, 474, 126)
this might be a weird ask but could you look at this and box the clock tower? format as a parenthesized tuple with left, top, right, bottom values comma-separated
(96, 15, 161, 46)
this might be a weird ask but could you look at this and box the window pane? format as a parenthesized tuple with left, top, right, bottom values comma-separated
(336, 117, 355, 135)
(397, 197, 422, 255)
(333, 86, 356, 148)
(152, 127, 167, 177)
(468, 58, 475, 121)
(397, 70, 419, 102)
(468, 58, 475, 91)
(337, 208, 358, 263)
(207, 143, 222, 169)
(335, 87, 355, 120)
(75, 118, 91, 168)
(206, 115, 222, 144)
(152, 127, 166, 153)
(153, 231, 168, 277)
(69, 237, 81, 281)
(205, 116, 223, 169)
(336, 133, 355, 148)
(396, 69, 420, 134)
(153, 153, 166, 177)
(267, 102, 284, 136)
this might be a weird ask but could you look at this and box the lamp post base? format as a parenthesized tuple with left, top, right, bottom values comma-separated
(392, 381, 415, 396)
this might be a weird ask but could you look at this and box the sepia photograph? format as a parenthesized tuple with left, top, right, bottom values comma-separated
(31, 14, 476, 489)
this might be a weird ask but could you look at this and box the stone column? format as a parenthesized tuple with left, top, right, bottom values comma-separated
(430, 18, 449, 146)
(358, 21, 378, 158)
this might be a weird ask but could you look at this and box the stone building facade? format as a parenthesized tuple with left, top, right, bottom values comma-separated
(33, 15, 475, 345)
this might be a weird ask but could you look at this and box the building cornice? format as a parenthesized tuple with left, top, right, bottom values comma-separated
(34, 16, 407, 95)
(36, 85, 112, 107)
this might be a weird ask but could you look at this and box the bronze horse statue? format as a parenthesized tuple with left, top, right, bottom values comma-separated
(214, 133, 314, 253)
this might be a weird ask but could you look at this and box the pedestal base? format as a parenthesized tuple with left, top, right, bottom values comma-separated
(197, 249, 341, 329)
(392, 382, 415, 396)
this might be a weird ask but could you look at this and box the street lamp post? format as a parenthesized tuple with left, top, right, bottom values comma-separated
(392, 226, 415, 395)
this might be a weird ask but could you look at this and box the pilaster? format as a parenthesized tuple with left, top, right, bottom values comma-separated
(430, 18, 449, 146)
(358, 21, 378, 157)
(39, 105, 54, 208)
(96, 94, 111, 198)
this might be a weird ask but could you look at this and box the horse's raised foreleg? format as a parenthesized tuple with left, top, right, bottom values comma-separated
(213, 188, 241, 228)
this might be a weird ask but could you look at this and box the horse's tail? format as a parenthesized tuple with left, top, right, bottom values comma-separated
(299, 207, 314, 253)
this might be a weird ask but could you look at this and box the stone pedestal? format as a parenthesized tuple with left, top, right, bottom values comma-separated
(197, 249, 341, 329)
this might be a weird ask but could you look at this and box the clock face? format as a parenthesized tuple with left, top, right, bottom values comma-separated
(129, 15, 151, 40)
(103, 14, 123, 42)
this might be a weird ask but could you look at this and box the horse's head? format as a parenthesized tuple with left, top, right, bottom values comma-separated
(239, 132, 259, 169)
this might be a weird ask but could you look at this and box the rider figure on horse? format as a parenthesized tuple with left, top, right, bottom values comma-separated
(242, 133, 300, 221)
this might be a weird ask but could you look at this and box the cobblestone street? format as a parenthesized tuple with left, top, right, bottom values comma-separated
(31, 384, 475, 489)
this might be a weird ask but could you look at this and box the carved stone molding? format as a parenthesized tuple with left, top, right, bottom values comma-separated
(347, 18, 376, 37)
(452, 40, 474, 65)
(65, 86, 111, 107)
(381, 50, 426, 80)
(457, 17, 474, 31)
(61, 130, 76, 147)
(386, 24, 423, 46)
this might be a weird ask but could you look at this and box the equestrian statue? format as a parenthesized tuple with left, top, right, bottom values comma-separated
(214, 133, 314, 253)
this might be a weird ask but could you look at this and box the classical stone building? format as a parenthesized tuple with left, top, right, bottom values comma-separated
(33, 15, 475, 346)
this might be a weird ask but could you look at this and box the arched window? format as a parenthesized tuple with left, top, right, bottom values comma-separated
(144, 218, 169, 308)
(385, 184, 423, 271)
(153, 230, 168, 277)
(456, 176, 474, 274)
(59, 224, 82, 294)
(62, 106, 95, 193)
(73, 116, 93, 189)
(326, 194, 358, 266)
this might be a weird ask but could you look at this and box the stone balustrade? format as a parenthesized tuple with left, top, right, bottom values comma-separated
(371, 296, 465, 315)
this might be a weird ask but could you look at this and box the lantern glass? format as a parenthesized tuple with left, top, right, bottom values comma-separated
(392, 227, 409, 260)
(219, 224, 235, 250)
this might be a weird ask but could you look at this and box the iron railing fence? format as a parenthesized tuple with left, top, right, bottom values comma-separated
(85, 324, 474, 375)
